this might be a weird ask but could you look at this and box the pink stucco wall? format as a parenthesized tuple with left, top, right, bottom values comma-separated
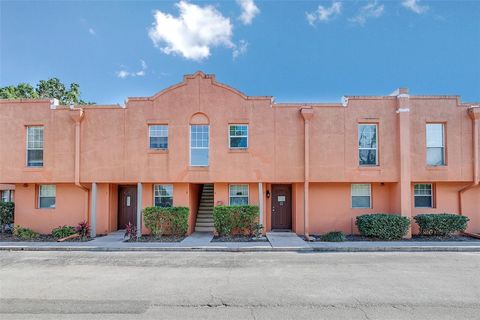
(1, 72, 479, 236)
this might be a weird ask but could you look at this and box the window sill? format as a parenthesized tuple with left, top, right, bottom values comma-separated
(426, 166, 448, 171)
(358, 166, 381, 171)
(188, 166, 209, 171)
(148, 149, 168, 154)
(23, 167, 45, 172)
(228, 149, 248, 153)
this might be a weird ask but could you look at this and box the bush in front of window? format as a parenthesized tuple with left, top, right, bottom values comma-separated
(0, 202, 14, 233)
(356, 214, 410, 240)
(213, 205, 259, 236)
(414, 214, 469, 237)
(143, 206, 189, 237)
(321, 231, 347, 242)
(13, 226, 39, 240)
(51, 225, 76, 239)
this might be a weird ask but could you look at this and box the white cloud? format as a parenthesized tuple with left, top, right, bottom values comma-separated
(116, 60, 148, 79)
(88, 27, 96, 35)
(233, 40, 248, 59)
(306, 1, 342, 26)
(401, 0, 429, 14)
(237, 0, 260, 25)
(350, 1, 384, 25)
(148, 1, 234, 61)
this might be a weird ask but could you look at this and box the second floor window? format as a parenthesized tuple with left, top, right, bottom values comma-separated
(190, 125, 209, 166)
(358, 124, 378, 166)
(229, 124, 248, 149)
(154, 184, 173, 207)
(149, 125, 168, 149)
(38, 184, 56, 208)
(426, 123, 445, 166)
(26, 126, 44, 167)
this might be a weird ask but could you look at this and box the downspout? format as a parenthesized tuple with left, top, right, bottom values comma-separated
(69, 108, 89, 223)
(301, 108, 314, 240)
(459, 106, 479, 221)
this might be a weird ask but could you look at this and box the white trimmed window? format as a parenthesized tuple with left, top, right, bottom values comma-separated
(38, 185, 56, 208)
(229, 124, 248, 149)
(426, 123, 445, 166)
(190, 125, 209, 166)
(149, 125, 168, 149)
(414, 183, 433, 208)
(154, 184, 173, 207)
(351, 184, 371, 208)
(1, 191, 10, 202)
(229, 185, 249, 206)
(358, 124, 378, 166)
(26, 126, 44, 167)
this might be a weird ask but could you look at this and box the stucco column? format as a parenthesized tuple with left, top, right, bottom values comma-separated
(301, 108, 314, 239)
(90, 182, 97, 238)
(137, 182, 143, 238)
(258, 182, 264, 231)
(397, 91, 412, 238)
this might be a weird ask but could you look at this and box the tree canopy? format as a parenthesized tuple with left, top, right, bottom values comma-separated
(0, 78, 93, 105)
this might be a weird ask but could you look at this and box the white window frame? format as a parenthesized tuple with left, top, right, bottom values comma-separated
(426, 123, 445, 166)
(189, 125, 209, 167)
(358, 124, 378, 166)
(148, 125, 168, 150)
(153, 184, 173, 207)
(228, 124, 249, 149)
(351, 184, 372, 209)
(229, 184, 249, 206)
(414, 183, 434, 208)
(38, 184, 56, 209)
(26, 126, 44, 167)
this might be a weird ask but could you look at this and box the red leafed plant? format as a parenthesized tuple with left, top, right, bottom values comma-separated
(125, 222, 137, 241)
(75, 221, 90, 240)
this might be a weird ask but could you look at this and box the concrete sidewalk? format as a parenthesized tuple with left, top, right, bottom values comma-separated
(1, 236, 480, 252)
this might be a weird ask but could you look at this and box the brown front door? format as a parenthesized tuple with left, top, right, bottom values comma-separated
(118, 186, 137, 229)
(271, 184, 292, 230)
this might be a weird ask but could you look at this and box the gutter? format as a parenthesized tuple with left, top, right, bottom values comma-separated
(459, 106, 479, 221)
(69, 108, 90, 223)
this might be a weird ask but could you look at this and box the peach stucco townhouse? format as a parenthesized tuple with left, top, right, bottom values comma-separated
(0, 72, 479, 237)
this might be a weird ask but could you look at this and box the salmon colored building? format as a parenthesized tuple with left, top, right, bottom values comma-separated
(0, 72, 479, 238)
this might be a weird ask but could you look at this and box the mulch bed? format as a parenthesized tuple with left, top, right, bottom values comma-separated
(310, 234, 480, 242)
(212, 235, 268, 242)
(126, 235, 185, 242)
(0, 232, 93, 242)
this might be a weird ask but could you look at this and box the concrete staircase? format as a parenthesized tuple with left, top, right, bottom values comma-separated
(194, 184, 215, 232)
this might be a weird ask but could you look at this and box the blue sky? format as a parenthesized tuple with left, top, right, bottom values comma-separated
(1, 0, 479, 104)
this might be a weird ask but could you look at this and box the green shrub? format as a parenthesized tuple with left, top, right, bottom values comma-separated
(143, 206, 189, 236)
(356, 214, 410, 240)
(52, 225, 76, 238)
(0, 202, 14, 233)
(321, 231, 346, 242)
(213, 205, 259, 236)
(414, 214, 469, 236)
(13, 226, 39, 240)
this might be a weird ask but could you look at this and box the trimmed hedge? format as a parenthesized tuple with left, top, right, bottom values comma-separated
(0, 202, 14, 233)
(213, 205, 259, 236)
(143, 206, 189, 236)
(321, 231, 346, 242)
(414, 214, 469, 236)
(356, 214, 410, 240)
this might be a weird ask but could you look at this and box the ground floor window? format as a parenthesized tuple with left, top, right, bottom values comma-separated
(1, 190, 13, 202)
(414, 183, 433, 208)
(229, 184, 249, 206)
(154, 184, 173, 207)
(38, 185, 56, 208)
(351, 184, 371, 208)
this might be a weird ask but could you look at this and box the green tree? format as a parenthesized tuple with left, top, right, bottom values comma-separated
(0, 78, 93, 105)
